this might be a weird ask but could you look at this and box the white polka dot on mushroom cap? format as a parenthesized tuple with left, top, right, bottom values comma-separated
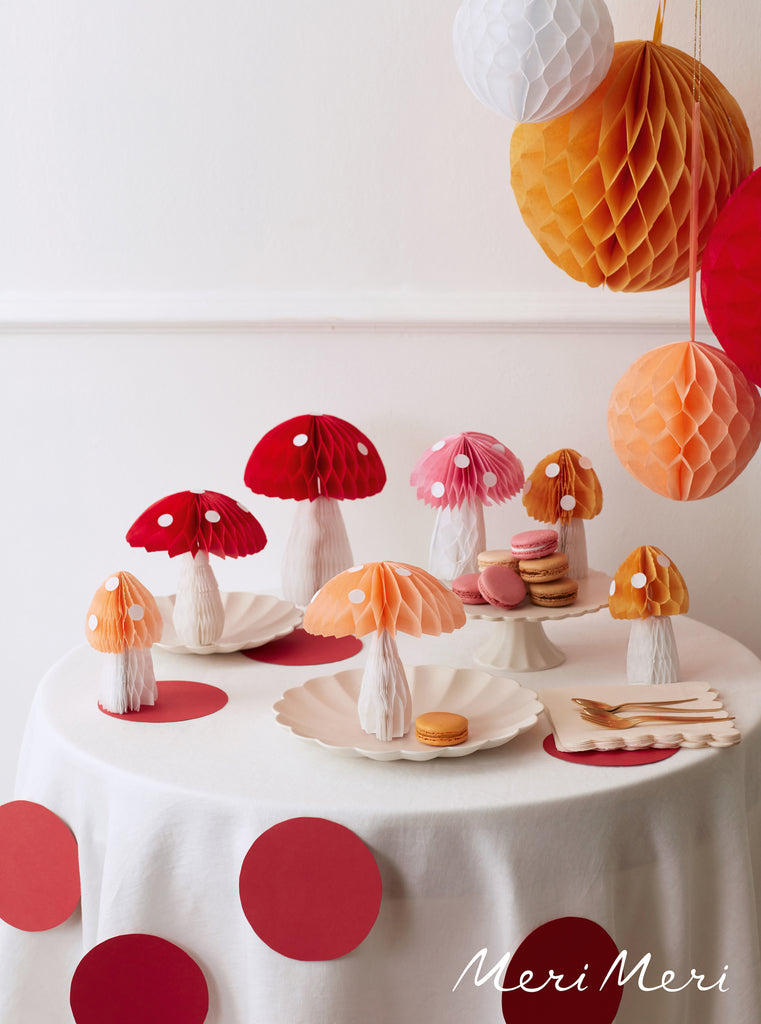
(105, 576, 120, 592)
(204, 510, 221, 523)
(357, 442, 369, 456)
(348, 564, 364, 572)
(293, 433, 309, 447)
(545, 463, 560, 478)
(631, 572, 647, 589)
(431, 481, 445, 498)
(88, 614, 98, 630)
(431, 440, 446, 451)
(560, 494, 577, 511)
(157, 513, 173, 528)
(348, 589, 366, 604)
(454, 454, 470, 468)
(578, 456, 594, 470)
(189, 488, 206, 494)
(392, 564, 412, 576)
(128, 604, 144, 621)
(609, 581, 616, 597)
(483, 471, 498, 488)
(236, 502, 250, 514)
(656, 554, 671, 568)
(492, 443, 505, 454)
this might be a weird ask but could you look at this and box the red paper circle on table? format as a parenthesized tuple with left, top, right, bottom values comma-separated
(99, 679, 228, 722)
(502, 917, 622, 1024)
(543, 734, 679, 766)
(242, 628, 362, 665)
(239, 816, 382, 960)
(70, 934, 209, 1024)
(701, 165, 761, 386)
(0, 800, 80, 931)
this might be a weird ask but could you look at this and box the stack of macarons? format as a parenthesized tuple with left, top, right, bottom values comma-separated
(510, 529, 578, 607)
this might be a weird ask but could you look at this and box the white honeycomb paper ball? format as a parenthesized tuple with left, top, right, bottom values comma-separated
(453, 0, 615, 124)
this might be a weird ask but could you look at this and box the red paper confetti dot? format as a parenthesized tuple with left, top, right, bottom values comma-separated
(0, 800, 80, 931)
(99, 679, 228, 722)
(70, 934, 209, 1024)
(239, 817, 382, 960)
(543, 733, 679, 766)
(502, 917, 622, 1024)
(242, 628, 362, 665)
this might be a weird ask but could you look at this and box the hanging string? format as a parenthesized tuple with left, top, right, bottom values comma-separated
(688, 0, 703, 343)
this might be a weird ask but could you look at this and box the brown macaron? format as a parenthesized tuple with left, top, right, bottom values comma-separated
(415, 711, 469, 746)
(519, 551, 569, 583)
(528, 576, 578, 607)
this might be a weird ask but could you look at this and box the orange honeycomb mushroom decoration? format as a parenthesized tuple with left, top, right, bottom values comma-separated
(510, 39, 753, 292)
(608, 546, 688, 684)
(522, 448, 602, 578)
(304, 561, 465, 741)
(608, 341, 761, 501)
(86, 571, 163, 713)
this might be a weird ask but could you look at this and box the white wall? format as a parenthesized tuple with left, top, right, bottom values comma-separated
(1, 0, 760, 798)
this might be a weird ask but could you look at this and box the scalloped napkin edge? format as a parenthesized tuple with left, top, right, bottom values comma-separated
(539, 682, 741, 752)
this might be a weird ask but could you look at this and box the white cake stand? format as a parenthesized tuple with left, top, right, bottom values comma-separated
(465, 569, 611, 672)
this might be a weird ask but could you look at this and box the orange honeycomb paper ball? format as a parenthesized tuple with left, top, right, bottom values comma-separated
(510, 40, 753, 292)
(608, 341, 761, 500)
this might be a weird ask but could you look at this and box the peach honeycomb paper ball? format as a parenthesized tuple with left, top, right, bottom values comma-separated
(453, 0, 614, 124)
(510, 40, 753, 291)
(608, 341, 761, 501)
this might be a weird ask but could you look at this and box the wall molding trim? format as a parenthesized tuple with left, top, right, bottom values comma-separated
(0, 287, 711, 336)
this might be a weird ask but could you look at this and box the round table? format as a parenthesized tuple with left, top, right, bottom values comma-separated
(3, 613, 761, 1024)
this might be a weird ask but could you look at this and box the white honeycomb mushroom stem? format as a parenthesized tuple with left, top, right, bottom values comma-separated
(558, 517, 589, 579)
(281, 496, 353, 606)
(357, 628, 412, 741)
(99, 647, 157, 714)
(626, 616, 680, 685)
(173, 550, 225, 646)
(428, 500, 485, 582)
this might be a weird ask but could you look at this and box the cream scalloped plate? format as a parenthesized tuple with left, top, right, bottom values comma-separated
(155, 592, 302, 655)
(273, 665, 542, 761)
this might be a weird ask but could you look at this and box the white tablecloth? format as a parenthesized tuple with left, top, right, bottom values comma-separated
(3, 613, 761, 1023)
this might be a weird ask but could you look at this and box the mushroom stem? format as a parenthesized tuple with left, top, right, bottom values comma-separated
(557, 518, 588, 578)
(428, 500, 486, 581)
(626, 616, 680, 685)
(358, 628, 412, 741)
(282, 496, 353, 606)
(173, 550, 225, 646)
(99, 648, 157, 714)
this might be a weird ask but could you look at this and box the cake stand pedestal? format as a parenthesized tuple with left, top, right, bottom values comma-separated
(466, 569, 611, 672)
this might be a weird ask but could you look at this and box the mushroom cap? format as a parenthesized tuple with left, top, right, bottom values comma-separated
(86, 571, 163, 653)
(303, 561, 466, 639)
(244, 414, 386, 502)
(126, 490, 267, 559)
(608, 546, 689, 620)
(523, 449, 603, 523)
(410, 432, 524, 509)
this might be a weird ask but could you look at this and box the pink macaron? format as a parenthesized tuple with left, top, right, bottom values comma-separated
(452, 572, 486, 604)
(477, 565, 527, 609)
(510, 528, 558, 560)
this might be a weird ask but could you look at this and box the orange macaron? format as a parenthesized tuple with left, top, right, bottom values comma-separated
(415, 711, 469, 746)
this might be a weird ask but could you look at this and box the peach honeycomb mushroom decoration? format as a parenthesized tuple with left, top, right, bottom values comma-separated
(303, 562, 466, 741)
(86, 571, 163, 713)
(410, 432, 524, 581)
(608, 546, 688, 685)
(509, 34, 753, 291)
(522, 448, 602, 578)
(608, 341, 761, 501)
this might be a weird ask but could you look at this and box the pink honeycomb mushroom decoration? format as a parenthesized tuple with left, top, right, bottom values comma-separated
(410, 432, 524, 580)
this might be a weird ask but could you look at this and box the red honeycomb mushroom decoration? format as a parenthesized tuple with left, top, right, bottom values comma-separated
(245, 414, 386, 606)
